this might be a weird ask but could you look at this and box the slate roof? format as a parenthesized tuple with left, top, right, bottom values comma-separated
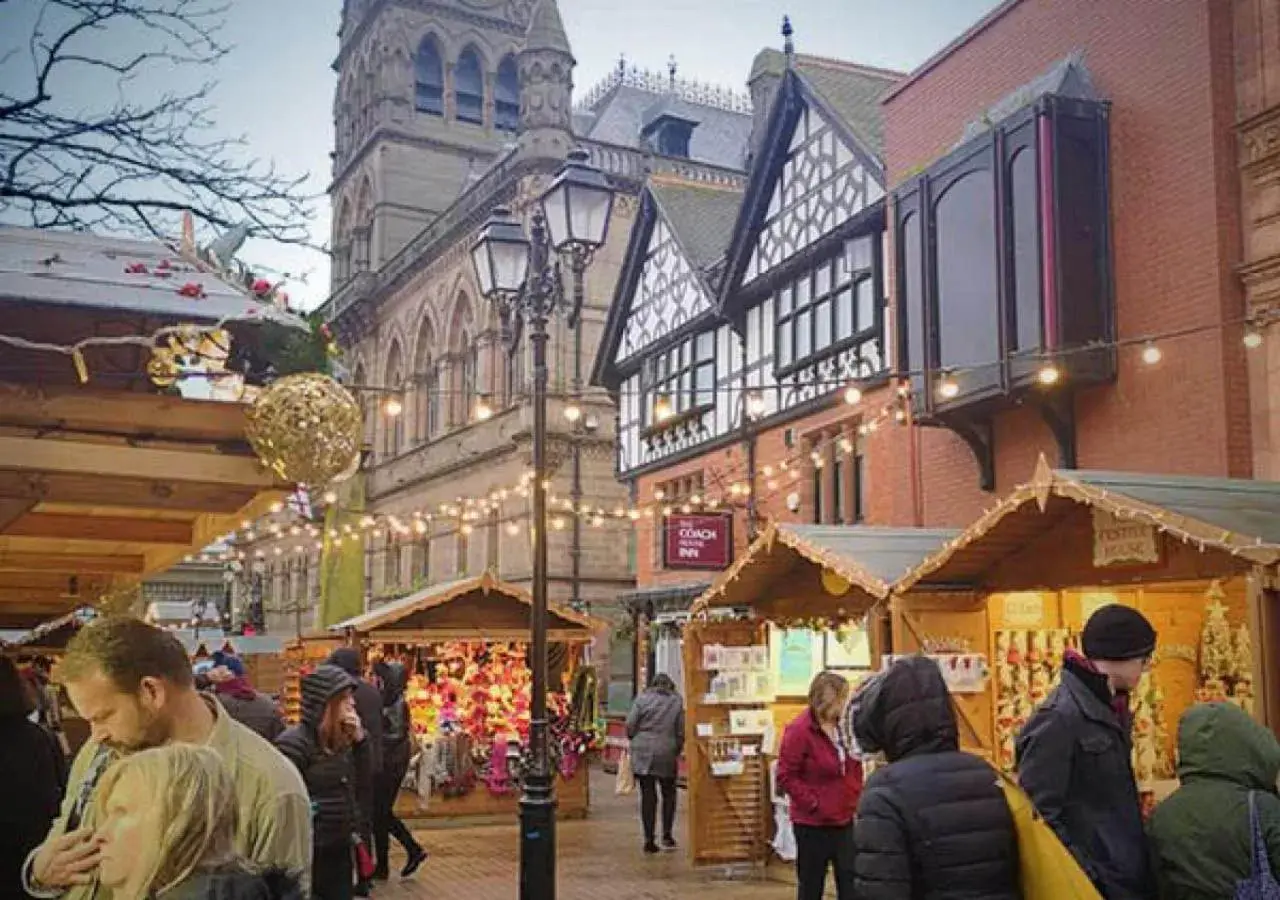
(578, 85, 751, 171)
(648, 179, 744, 278)
(0, 225, 305, 329)
(793, 56, 901, 159)
(958, 53, 1100, 144)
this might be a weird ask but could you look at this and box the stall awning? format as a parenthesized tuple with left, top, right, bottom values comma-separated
(327, 571, 600, 643)
(617, 582, 711, 617)
(690, 522, 960, 616)
(897, 456, 1280, 591)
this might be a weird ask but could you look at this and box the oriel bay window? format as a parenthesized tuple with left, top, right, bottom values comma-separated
(775, 233, 881, 377)
(643, 332, 715, 432)
(895, 84, 1114, 485)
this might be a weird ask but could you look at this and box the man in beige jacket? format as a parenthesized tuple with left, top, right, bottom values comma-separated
(23, 617, 312, 898)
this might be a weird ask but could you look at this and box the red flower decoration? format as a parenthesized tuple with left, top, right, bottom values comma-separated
(251, 278, 272, 296)
(124, 262, 148, 274)
(177, 281, 205, 299)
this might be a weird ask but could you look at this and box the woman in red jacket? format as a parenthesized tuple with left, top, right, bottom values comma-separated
(776, 671, 863, 900)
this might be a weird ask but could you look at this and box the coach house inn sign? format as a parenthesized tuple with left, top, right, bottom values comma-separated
(1092, 508, 1160, 568)
(664, 513, 733, 570)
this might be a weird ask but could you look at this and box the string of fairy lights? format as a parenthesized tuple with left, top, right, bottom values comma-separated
(188, 307, 1272, 566)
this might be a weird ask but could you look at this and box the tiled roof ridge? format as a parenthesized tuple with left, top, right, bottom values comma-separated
(795, 53, 905, 82)
(648, 172, 745, 194)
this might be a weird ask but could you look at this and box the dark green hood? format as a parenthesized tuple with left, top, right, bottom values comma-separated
(1176, 702, 1280, 790)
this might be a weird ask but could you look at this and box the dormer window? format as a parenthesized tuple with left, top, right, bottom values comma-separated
(640, 98, 700, 161)
(653, 121, 693, 158)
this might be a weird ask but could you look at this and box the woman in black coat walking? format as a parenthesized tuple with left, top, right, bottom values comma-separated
(0, 657, 66, 899)
(275, 665, 373, 900)
(625, 673, 685, 854)
(850, 656, 1021, 900)
(370, 659, 426, 881)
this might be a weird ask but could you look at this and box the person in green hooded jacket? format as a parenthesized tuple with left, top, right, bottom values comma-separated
(1147, 702, 1280, 899)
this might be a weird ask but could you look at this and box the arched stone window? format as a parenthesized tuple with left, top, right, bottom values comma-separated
(495, 55, 519, 132)
(414, 315, 439, 444)
(415, 36, 444, 116)
(334, 199, 352, 284)
(382, 340, 405, 458)
(448, 293, 477, 424)
(455, 46, 484, 125)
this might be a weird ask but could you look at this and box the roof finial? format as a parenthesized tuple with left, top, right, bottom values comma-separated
(782, 15, 794, 64)
(667, 54, 677, 91)
(617, 53, 626, 76)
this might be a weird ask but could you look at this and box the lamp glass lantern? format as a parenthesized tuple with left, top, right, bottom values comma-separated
(471, 207, 531, 298)
(540, 148, 615, 253)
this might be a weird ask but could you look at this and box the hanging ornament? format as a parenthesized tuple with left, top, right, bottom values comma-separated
(821, 568, 852, 596)
(245, 373, 363, 486)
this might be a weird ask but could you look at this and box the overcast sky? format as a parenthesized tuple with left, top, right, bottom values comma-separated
(3, 0, 1003, 309)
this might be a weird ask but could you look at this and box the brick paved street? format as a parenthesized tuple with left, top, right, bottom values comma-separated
(372, 767, 789, 900)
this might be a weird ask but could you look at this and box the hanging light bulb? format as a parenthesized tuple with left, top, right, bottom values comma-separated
(653, 394, 674, 423)
(937, 374, 960, 400)
(1140, 342, 1163, 365)
(843, 385, 862, 406)
(506, 521, 520, 536)
(839, 437, 854, 454)
(627, 508, 641, 521)
(563, 401, 582, 423)
(745, 392, 766, 419)
(654, 487, 666, 501)
(322, 490, 338, 505)
(1036, 364, 1061, 386)
(269, 501, 284, 514)
(382, 395, 404, 418)
(474, 396, 493, 421)
(551, 516, 567, 531)
(1245, 328, 1264, 350)
(461, 523, 474, 536)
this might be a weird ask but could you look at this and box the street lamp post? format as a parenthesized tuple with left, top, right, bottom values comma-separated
(471, 148, 614, 900)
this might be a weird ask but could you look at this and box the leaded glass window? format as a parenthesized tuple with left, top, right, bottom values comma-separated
(643, 333, 715, 429)
(775, 234, 878, 376)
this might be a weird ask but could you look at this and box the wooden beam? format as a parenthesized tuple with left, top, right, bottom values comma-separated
(0, 572, 109, 592)
(0, 552, 146, 574)
(0, 382, 250, 443)
(0, 435, 280, 489)
(0, 586, 78, 605)
(5, 512, 194, 545)
(0, 612, 69, 630)
(0, 470, 259, 514)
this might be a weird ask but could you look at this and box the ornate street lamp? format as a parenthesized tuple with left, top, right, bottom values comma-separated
(470, 148, 613, 900)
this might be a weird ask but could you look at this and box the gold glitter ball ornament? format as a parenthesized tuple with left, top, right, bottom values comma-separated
(245, 373, 363, 486)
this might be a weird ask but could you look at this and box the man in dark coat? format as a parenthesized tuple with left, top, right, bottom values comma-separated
(327, 648, 381, 896)
(209, 651, 284, 742)
(1017, 604, 1158, 899)
(851, 655, 1019, 900)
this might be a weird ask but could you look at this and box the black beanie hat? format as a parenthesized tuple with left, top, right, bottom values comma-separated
(1081, 605, 1156, 661)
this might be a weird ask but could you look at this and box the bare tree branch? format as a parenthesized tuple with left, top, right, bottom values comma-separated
(0, 0, 318, 248)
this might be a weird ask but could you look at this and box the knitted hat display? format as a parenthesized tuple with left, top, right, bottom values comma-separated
(1082, 605, 1157, 661)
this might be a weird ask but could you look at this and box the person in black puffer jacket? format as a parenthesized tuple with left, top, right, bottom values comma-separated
(851, 655, 1020, 900)
(371, 659, 426, 880)
(275, 665, 372, 900)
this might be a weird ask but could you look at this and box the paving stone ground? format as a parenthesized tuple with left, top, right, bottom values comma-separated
(372, 766, 790, 900)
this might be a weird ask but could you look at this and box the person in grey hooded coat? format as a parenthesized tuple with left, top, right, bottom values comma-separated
(625, 673, 685, 853)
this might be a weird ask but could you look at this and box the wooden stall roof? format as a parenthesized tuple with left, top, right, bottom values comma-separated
(4, 606, 95, 651)
(326, 571, 600, 643)
(176, 632, 286, 657)
(0, 382, 288, 626)
(897, 456, 1280, 591)
(689, 522, 961, 615)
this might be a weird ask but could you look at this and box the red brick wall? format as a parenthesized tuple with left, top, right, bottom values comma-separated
(880, 0, 1249, 527)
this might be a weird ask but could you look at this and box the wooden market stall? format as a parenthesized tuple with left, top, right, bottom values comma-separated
(292, 571, 601, 824)
(0, 225, 302, 628)
(681, 523, 958, 870)
(892, 457, 1280, 807)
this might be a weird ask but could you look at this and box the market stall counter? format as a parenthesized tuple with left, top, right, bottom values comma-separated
(894, 458, 1280, 812)
(681, 523, 957, 872)
(317, 571, 602, 824)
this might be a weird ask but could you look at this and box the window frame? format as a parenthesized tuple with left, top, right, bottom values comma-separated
(454, 47, 485, 126)
(494, 56, 519, 132)
(774, 234, 882, 379)
(641, 332, 716, 436)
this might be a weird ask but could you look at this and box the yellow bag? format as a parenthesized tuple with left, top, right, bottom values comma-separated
(997, 770, 1104, 900)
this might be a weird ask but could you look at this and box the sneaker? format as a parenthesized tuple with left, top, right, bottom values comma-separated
(661, 836, 677, 851)
(643, 841, 660, 855)
(401, 846, 428, 879)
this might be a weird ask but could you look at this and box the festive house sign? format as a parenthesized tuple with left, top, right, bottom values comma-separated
(663, 513, 732, 570)
(1092, 508, 1160, 568)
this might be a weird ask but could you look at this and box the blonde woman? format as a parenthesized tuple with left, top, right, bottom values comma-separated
(94, 743, 304, 899)
(776, 671, 862, 900)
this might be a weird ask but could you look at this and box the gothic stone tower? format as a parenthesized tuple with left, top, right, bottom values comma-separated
(330, 0, 535, 289)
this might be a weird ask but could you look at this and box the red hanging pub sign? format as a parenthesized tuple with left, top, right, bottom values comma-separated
(662, 513, 733, 570)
